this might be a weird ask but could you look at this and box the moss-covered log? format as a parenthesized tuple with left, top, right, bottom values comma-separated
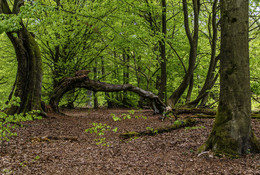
(119, 118, 197, 140)
(174, 108, 216, 115)
(195, 114, 260, 119)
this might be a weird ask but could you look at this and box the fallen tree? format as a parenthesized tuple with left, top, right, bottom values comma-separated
(119, 118, 197, 140)
(49, 74, 166, 114)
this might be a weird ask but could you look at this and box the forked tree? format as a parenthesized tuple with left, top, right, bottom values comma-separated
(199, 0, 260, 155)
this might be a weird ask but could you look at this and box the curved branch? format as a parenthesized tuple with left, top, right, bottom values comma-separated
(49, 76, 166, 114)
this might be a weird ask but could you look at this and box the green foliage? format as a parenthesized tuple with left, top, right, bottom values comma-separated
(111, 110, 147, 122)
(0, 14, 22, 34)
(146, 127, 158, 134)
(0, 97, 42, 152)
(111, 113, 131, 121)
(173, 120, 183, 127)
(85, 123, 118, 146)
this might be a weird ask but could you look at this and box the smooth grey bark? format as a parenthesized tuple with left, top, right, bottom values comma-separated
(199, 0, 260, 155)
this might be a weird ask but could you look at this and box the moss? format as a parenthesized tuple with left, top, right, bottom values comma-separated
(120, 132, 140, 140)
(250, 132, 260, 153)
(197, 143, 208, 153)
(252, 113, 260, 119)
(120, 118, 197, 140)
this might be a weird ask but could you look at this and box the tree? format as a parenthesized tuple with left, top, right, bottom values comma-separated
(0, 0, 43, 115)
(167, 0, 200, 107)
(199, 0, 260, 156)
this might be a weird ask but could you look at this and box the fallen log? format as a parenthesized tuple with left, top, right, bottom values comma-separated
(194, 113, 260, 119)
(119, 118, 197, 140)
(174, 108, 216, 115)
(49, 75, 165, 114)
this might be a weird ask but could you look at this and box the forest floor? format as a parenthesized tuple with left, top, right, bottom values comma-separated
(0, 108, 260, 175)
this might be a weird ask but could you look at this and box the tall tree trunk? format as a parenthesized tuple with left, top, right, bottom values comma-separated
(6, 28, 43, 114)
(158, 0, 167, 103)
(101, 56, 112, 108)
(123, 51, 130, 105)
(167, 0, 200, 107)
(1, 0, 43, 114)
(199, 0, 260, 155)
(185, 75, 194, 103)
(187, 0, 219, 107)
(93, 59, 98, 109)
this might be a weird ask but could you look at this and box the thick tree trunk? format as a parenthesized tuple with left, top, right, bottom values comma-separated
(49, 76, 166, 114)
(6, 27, 43, 114)
(1, 1, 43, 115)
(199, 0, 260, 156)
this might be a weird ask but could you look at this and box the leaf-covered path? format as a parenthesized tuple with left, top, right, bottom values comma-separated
(1, 108, 260, 174)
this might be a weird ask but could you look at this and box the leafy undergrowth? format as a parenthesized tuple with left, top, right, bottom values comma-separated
(0, 108, 260, 174)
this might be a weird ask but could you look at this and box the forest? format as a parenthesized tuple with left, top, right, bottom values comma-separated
(0, 0, 260, 174)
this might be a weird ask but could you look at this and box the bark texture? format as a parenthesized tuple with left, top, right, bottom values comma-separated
(49, 75, 166, 114)
(199, 0, 260, 155)
(1, 0, 43, 115)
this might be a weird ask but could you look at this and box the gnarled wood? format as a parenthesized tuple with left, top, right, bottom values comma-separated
(49, 75, 166, 114)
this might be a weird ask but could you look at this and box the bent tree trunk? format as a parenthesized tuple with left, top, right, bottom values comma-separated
(49, 76, 166, 114)
(199, 0, 260, 155)
(6, 28, 43, 114)
(1, 1, 43, 115)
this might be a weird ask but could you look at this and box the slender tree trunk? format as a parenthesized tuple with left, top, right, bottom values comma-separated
(158, 0, 167, 103)
(185, 75, 194, 103)
(187, 0, 219, 107)
(199, 0, 260, 155)
(93, 59, 98, 109)
(167, 0, 200, 107)
(123, 51, 130, 105)
(101, 56, 112, 108)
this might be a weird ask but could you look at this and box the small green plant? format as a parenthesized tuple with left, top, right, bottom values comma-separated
(173, 120, 183, 126)
(122, 113, 131, 120)
(0, 97, 42, 152)
(146, 127, 159, 134)
(134, 115, 147, 119)
(111, 113, 121, 121)
(85, 123, 118, 146)
(19, 160, 28, 167)
(128, 110, 135, 115)
(111, 111, 147, 121)
(34, 155, 40, 161)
